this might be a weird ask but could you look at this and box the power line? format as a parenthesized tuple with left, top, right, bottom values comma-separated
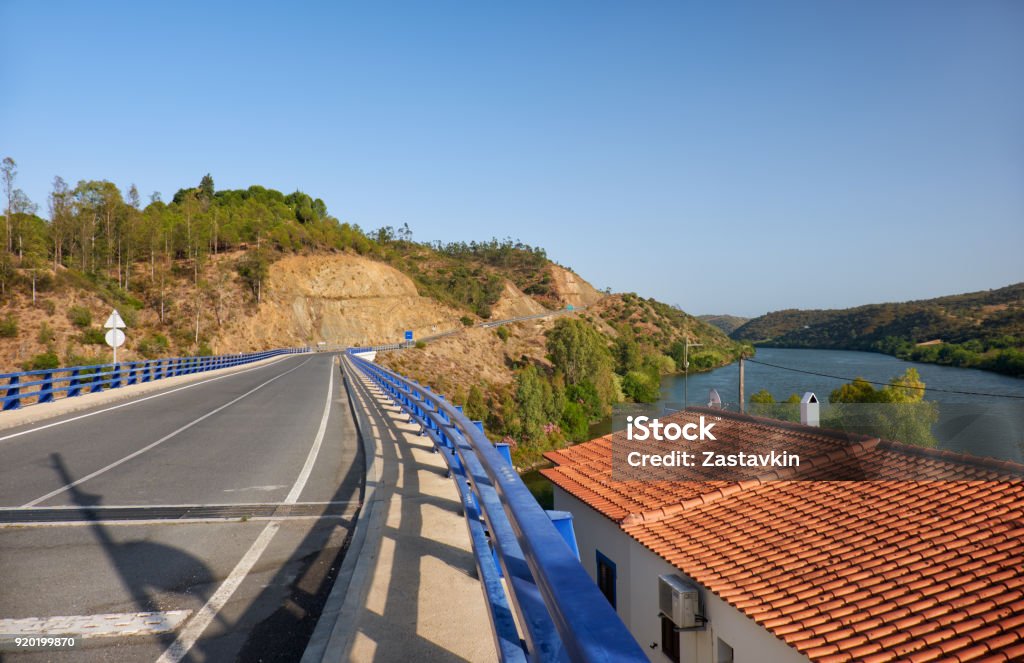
(743, 358, 1024, 400)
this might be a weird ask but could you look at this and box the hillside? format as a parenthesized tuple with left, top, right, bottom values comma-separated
(0, 166, 607, 369)
(732, 283, 1024, 376)
(698, 314, 749, 335)
(378, 290, 747, 466)
(0, 164, 746, 465)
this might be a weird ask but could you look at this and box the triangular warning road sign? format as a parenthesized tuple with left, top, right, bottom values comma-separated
(104, 309, 127, 329)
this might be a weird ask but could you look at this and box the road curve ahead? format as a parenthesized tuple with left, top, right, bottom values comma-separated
(0, 353, 363, 662)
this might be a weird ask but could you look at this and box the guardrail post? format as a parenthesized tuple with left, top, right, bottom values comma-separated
(38, 372, 55, 404)
(68, 368, 82, 397)
(90, 367, 102, 393)
(495, 442, 513, 468)
(546, 511, 580, 560)
(4, 375, 21, 410)
(111, 364, 122, 389)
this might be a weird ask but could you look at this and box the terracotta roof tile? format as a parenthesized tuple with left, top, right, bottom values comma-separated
(545, 407, 1024, 663)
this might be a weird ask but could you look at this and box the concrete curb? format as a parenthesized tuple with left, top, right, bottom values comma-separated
(301, 355, 386, 663)
(0, 353, 305, 433)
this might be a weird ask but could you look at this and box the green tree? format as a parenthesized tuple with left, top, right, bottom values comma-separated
(827, 368, 938, 447)
(237, 249, 269, 303)
(546, 318, 611, 386)
(560, 401, 589, 441)
(465, 384, 487, 422)
(514, 365, 547, 442)
(49, 176, 72, 271)
(614, 333, 642, 373)
(2, 156, 16, 253)
(199, 174, 215, 201)
(621, 368, 660, 403)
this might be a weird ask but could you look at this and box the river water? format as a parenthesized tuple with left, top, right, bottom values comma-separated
(525, 348, 1024, 506)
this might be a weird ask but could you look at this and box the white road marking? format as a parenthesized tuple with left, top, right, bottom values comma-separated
(222, 484, 288, 493)
(21, 358, 313, 508)
(0, 355, 297, 444)
(0, 610, 192, 638)
(156, 359, 336, 663)
(0, 514, 355, 528)
(285, 365, 335, 504)
(0, 500, 357, 511)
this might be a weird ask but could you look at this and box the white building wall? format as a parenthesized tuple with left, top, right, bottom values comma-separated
(554, 486, 809, 663)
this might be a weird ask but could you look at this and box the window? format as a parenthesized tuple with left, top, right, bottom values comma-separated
(717, 638, 734, 663)
(661, 615, 680, 663)
(595, 550, 616, 609)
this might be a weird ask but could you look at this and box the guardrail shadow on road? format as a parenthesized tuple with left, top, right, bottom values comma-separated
(49, 366, 365, 663)
(50, 453, 222, 653)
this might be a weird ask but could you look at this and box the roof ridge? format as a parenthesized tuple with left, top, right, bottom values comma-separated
(620, 437, 881, 527)
(684, 405, 877, 444)
(877, 438, 1024, 477)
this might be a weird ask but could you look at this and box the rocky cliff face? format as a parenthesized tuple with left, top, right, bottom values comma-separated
(548, 264, 603, 308)
(215, 254, 464, 350)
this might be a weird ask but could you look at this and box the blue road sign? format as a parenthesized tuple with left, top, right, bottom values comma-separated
(405, 330, 414, 341)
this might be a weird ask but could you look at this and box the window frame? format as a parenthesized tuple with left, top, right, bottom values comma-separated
(595, 549, 617, 609)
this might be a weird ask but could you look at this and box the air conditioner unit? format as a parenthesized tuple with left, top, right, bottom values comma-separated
(659, 574, 700, 628)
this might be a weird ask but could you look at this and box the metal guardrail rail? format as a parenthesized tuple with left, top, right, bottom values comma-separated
(0, 347, 309, 411)
(347, 350, 647, 663)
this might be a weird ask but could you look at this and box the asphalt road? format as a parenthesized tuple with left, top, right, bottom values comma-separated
(0, 353, 363, 662)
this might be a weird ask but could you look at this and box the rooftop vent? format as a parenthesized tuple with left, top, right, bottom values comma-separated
(800, 392, 819, 427)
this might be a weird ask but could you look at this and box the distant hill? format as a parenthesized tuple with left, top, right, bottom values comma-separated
(732, 283, 1024, 377)
(699, 314, 749, 335)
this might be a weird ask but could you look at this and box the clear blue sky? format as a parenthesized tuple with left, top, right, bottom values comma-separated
(2, 1, 1021, 317)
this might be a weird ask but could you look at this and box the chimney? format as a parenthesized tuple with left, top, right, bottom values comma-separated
(707, 389, 722, 409)
(800, 392, 819, 427)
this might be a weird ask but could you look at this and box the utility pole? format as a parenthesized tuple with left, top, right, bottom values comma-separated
(738, 355, 745, 414)
(683, 341, 702, 408)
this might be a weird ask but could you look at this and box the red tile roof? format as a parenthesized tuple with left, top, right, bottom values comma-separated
(542, 408, 1024, 663)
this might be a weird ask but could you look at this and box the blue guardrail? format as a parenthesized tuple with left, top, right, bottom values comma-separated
(346, 349, 648, 663)
(0, 347, 309, 411)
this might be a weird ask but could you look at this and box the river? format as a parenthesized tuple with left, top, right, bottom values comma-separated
(525, 348, 1024, 507)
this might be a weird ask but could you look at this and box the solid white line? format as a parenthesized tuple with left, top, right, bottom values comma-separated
(0, 355, 299, 444)
(156, 359, 337, 663)
(21, 358, 312, 508)
(156, 523, 281, 663)
(285, 362, 335, 504)
(0, 610, 192, 638)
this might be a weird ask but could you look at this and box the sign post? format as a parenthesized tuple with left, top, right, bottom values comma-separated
(404, 330, 413, 346)
(104, 309, 127, 365)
